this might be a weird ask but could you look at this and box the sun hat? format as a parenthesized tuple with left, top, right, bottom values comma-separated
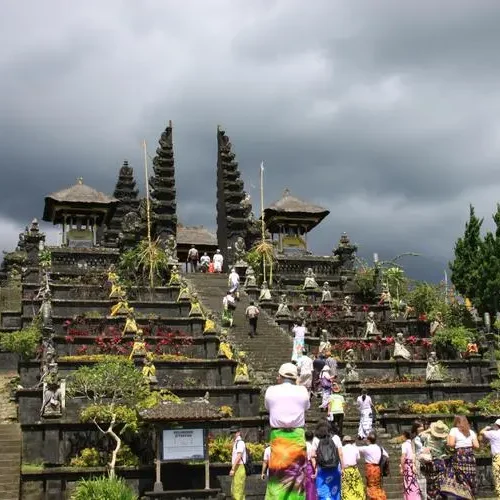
(342, 435, 354, 443)
(429, 420, 449, 439)
(278, 362, 298, 380)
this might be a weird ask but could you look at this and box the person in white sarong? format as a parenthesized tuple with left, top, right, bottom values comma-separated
(213, 249, 224, 273)
(228, 268, 240, 298)
(222, 291, 236, 327)
(297, 352, 313, 393)
(291, 322, 306, 363)
(357, 389, 374, 440)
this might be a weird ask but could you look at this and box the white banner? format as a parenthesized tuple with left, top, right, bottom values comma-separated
(162, 429, 205, 461)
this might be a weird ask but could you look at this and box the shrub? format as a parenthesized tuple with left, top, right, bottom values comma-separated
(0, 322, 41, 360)
(432, 326, 473, 355)
(71, 476, 137, 500)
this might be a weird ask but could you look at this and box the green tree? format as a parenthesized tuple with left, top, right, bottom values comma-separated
(449, 204, 483, 302)
(67, 359, 150, 477)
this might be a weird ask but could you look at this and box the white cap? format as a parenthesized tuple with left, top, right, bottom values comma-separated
(278, 363, 298, 380)
(495, 419, 500, 426)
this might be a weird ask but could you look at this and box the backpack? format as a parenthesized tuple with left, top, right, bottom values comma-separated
(244, 445, 253, 475)
(316, 437, 339, 469)
(378, 445, 390, 477)
(320, 376, 331, 389)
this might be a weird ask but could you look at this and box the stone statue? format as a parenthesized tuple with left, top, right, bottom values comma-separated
(218, 330, 234, 360)
(321, 282, 333, 302)
(303, 268, 319, 290)
(177, 278, 191, 302)
(259, 281, 272, 302)
(244, 267, 257, 288)
(296, 306, 307, 323)
(430, 312, 445, 336)
(168, 265, 181, 286)
(123, 308, 138, 336)
(129, 330, 147, 359)
(165, 235, 178, 263)
(233, 237, 246, 264)
(364, 311, 380, 338)
(110, 297, 133, 317)
(342, 295, 353, 317)
(379, 285, 391, 305)
(393, 332, 412, 360)
(203, 313, 217, 335)
(40, 362, 63, 418)
(319, 329, 331, 355)
(234, 351, 250, 384)
(276, 294, 291, 318)
(426, 351, 445, 382)
(189, 292, 204, 318)
(39, 290, 53, 330)
(344, 349, 360, 382)
(142, 353, 158, 385)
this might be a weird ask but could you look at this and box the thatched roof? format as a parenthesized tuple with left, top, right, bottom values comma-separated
(140, 401, 222, 422)
(177, 225, 217, 247)
(266, 189, 328, 214)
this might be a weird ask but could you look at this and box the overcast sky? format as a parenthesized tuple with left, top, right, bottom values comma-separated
(2, 0, 500, 281)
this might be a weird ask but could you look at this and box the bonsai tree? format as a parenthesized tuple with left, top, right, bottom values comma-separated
(67, 359, 150, 477)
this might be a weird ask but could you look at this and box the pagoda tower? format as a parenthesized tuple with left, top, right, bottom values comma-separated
(216, 126, 258, 268)
(150, 121, 177, 240)
(103, 160, 140, 246)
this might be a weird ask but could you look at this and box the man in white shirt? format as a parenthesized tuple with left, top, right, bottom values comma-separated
(245, 300, 260, 338)
(230, 427, 247, 500)
(261, 445, 271, 479)
(228, 268, 240, 298)
(265, 363, 310, 497)
(222, 291, 236, 327)
(213, 249, 224, 273)
(200, 252, 210, 272)
(297, 351, 314, 394)
(481, 419, 500, 496)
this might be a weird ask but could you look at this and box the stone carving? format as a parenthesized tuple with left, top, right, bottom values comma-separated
(164, 235, 178, 264)
(342, 295, 353, 317)
(244, 267, 257, 288)
(234, 351, 250, 384)
(426, 351, 445, 382)
(40, 362, 64, 418)
(110, 297, 133, 316)
(393, 332, 412, 360)
(344, 349, 360, 382)
(189, 293, 204, 318)
(430, 312, 445, 336)
(168, 265, 181, 286)
(203, 313, 217, 335)
(379, 285, 391, 305)
(321, 282, 332, 302)
(123, 308, 138, 336)
(364, 311, 380, 338)
(296, 306, 307, 324)
(129, 330, 147, 358)
(276, 294, 291, 318)
(177, 278, 191, 302)
(333, 232, 357, 270)
(217, 330, 234, 360)
(303, 268, 318, 290)
(259, 281, 272, 302)
(39, 290, 53, 330)
(233, 236, 247, 264)
(142, 353, 158, 385)
(319, 329, 331, 355)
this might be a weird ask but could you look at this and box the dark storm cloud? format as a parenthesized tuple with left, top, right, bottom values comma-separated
(1, 0, 500, 281)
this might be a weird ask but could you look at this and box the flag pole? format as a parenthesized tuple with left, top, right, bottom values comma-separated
(143, 140, 154, 292)
(260, 162, 266, 282)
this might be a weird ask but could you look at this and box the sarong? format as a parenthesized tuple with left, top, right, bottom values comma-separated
(305, 461, 317, 500)
(403, 458, 421, 500)
(493, 454, 500, 498)
(358, 408, 373, 440)
(316, 466, 341, 500)
(231, 465, 246, 500)
(365, 463, 387, 500)
(292, 336, 305, 363)
(341, 466, 365, 500)
(321, 387, 331, 409)
(425, 459, 445, 499)
(266, 428, 307, 500)
(222, 308, 233, 327)
(440, 447, 476, 499)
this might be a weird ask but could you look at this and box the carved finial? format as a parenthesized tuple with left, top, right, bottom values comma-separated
(283, 188, 291, 197)
(168, 120, 172, 128)
(77, 177, 83, 185)
(123, 159, 128, 167)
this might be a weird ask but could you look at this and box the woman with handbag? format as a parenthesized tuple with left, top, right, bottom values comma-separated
(401, 430, 422, 499)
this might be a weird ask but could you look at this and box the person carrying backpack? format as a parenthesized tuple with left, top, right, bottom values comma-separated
(230, 427, 247, 500)
(187, 245, 199, 273)
(312, 421, 344, 500)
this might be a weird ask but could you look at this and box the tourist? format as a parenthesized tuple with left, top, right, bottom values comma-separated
(292, 321, 307, 363)
(419, 420, 449, 500)
(327, 383, 346, 436)
(187, 244, 199, 273)
(297, 351, 314, 394)
(480, 419, 500, 496)
(200, 252, 210, 272)
(319, 365, 332, 410)
(312, 352, 326, 398)
(261, 444, 271, 479)
(401, 430, 422, 499)
(213, 249, 224, 273)
(222, 291, 236, 327)
(357, 389, 374, 441)
(228, 267, 240, 299)
(265, 362, 310, 499)
(324, 350, 337, 379)
(440, 415, 479, 499)
(312, 421, 343, 500)
(230, 427, 247, 500)
(358, 432, 388, 500)
(341, 435, 365, 500)
(411, 420, 427, 499)
(245, 300, 260, 338)
(305, 430, 318, 500)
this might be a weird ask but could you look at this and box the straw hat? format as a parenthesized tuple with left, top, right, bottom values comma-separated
(429, 420, 449, 439)
(342, 435, 354, 443)
(278, 363, 298, 380)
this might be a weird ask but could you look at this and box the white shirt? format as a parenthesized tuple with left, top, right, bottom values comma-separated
(359, 444, 388, 464)
(213, 253, 224, 264)
(401, 440, 414, 459)
(342, 443, 360, 467)
(263, 446, 271, 462)
(449, 427, 477, 449)
(229, 272, 240, 286)
(306, 441, 314, 461)
(232, 437, 247, 465)
(200, 255, 210, 265)
(483, 429, 500, 455)
(292, 325, 306, 339)
(265, 382, 310, 428)
(223, 295, 235, 308)
(298, 356, 313, 375)
(312, 435, 342, 453)
(357, 395, 372, 412)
